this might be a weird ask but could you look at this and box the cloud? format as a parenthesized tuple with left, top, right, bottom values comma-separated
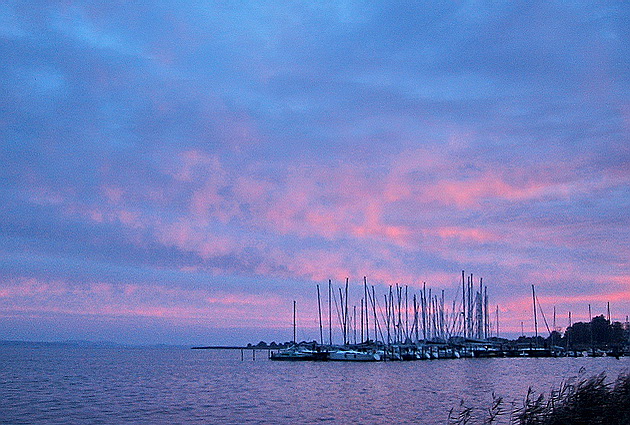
(0, 0, 628, 343)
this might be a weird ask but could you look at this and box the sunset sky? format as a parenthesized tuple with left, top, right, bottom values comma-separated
(1, 1, 628, 345)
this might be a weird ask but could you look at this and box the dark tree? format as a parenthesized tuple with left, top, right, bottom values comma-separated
(564, 315, 629, 349)
(592, 315, 611, 345)
(565, 321, 590, 346)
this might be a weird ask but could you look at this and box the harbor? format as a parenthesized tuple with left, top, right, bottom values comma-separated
(265, 272, 630, 362)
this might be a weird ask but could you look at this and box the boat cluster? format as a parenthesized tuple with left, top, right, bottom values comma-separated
(268, 273, 629, 361)
(270, 338, 628, 361)
(272, 273, 501, 362)
(268, 341, 483, 362)
(270, 344, 380, 361)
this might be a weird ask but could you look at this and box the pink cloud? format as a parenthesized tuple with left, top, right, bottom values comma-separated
(435, 226, 498, 242)
(172, 150, 218, 182)
(157, 218, 239, 258)
(86, 150, 598, 260)
(233, 176, 272, 203)
(101, 185, 123, 203)
(33, 147, 626, 336)
(0, 276, 292, 329)
(28, 187, 67, 206)
(426, 174, 555, 208)
(0, 278, 66, 297)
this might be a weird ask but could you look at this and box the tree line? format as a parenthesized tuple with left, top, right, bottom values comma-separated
(512, 315, 629, 350)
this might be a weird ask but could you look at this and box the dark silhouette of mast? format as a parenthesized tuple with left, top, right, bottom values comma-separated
(495, 305, 499, 338)
(589, 304, 593, 355)
(293, 300, 297, 344)
(372, 286, 378, 342)
(364, 276, 369, 342)
(328, 280, 332, 345)
(567, 311, 572, 350)
(532, 285, 538, 347)
(360, 298, 364, 343)
(345, 278, 349, 345)
(339, 287, 346, 345)
(462, 271, 466, 339)
(552, 305, 556, 348)
(353, 305, 357, 344)
(317, 284, 323, 345)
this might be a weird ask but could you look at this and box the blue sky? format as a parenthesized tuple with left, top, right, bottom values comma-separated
(1, 0, 628, 345)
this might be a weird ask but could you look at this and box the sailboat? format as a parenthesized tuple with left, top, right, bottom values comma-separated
(328, 349, 381, 361)
(269, 300, 329, 361)
(270, 345, 328, 361)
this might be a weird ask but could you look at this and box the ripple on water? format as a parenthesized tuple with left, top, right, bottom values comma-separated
(0, 347, 628, 425)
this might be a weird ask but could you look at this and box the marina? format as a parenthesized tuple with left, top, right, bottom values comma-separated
(266, 272, 630, 362)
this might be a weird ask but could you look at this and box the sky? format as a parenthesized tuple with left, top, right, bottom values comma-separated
(1, 0, 628, 345)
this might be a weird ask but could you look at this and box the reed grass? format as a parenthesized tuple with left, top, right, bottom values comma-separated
(447, 371, 630, 425)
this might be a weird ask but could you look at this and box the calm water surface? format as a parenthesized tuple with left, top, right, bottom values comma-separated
(1, 345, 628, 424)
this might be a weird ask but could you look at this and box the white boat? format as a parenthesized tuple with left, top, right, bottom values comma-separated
(328, 350, 381, 361)
(269, 346, 328, 361)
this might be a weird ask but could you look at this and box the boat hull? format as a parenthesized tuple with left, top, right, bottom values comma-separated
(328, 350, 380, 361)
(270, 350, 328, 361)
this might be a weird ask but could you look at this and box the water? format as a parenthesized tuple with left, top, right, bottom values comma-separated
(1, 345, 627, 424)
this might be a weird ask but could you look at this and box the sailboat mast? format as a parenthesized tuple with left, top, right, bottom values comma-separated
(353, 305, 357, 344)
(429, 294, 433, 341)
(441, 289, 445, 340)
(293, 300, 297, 344)
(364, 276, 369, 342)
(317, 284, 323, 346)
(495, 305, 499, 338)
(567, 311, 571, 350)
(345, 278, 349, 345)
(532, 285, 538, 346)
(424, 286, 428, 340)
(477, 278, 482, 339)
(471, 274, 475, 337)
(372, 286, 378, 342)
(414, 294, 419, 342)
(328, 280, 332, 345)
(405, 285, 409, 339)
(462, 271, 466, 339)
(589, 303, 593, 355)
(484, 286, 488, 339)
(339, 287, 346, 345)
(360, 298, 364, 343)
(385, 294, 390, 345)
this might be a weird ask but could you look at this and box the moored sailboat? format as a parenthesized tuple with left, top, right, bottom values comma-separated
(270, 346, 329, 361)
(328, 349, 380, 361)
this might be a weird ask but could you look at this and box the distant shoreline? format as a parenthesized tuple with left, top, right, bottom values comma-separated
(0, 340, 273, 350)
(191, 346, 275, 350)
(0, 340, 187, 349)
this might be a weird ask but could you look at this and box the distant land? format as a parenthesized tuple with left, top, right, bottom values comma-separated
(192, 341, 292, 350)
(0, 339, 273, 350)
(0, 340, 189, 349)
